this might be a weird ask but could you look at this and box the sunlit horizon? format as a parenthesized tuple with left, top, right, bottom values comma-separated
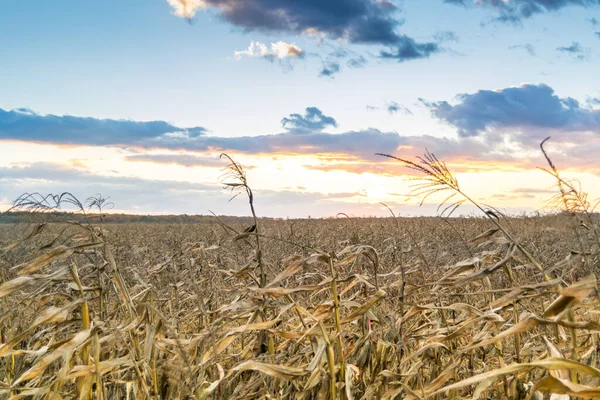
(1, 1, 600, 218)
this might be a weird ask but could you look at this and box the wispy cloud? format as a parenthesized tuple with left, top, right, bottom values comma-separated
(125, 153, 229, 168)
(386, 102, 412, 115)
(513, 187, 555, 194)
(234, 41, 304, 60)
(379, 36, 439, 62)
(434, 31, 459, 42)
(445, 0, 600, 23)
(556, 41, 588, 60)
(366, 102, 412, 115)
(509, 43, 537, 56)
(319, 60, 341, 78)
(347, 56, 368, 68)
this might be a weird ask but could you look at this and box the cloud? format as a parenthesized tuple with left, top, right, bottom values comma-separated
(167, 0, 206, 20)
(5, 98, 600, 175)
(556, 41, 588, 60)
(434, 31, 459, 42)
(0, 162, 399, 217)
(171, 0, 402, 45)
(319, 60, 341, 77)
(0, 162, 223, 215)
(589, 17, 599, 25)
(168, 0, 440, 63)
(445, 0, 600, 23)
(596, 32, 600, 39)
(347, 55, 368, 68)
(492, 192, 536, 200)
(379, 36, 439, 62)
(424, 83, 600, 137)
(325, 46, 369, 70)
(328, 48, 350, 59)
(386, 102, 412, 115)
(509, 43, 537, 56)
(0, 108, 208, 146)
(281, 107, 338, 133)
(234, 41, 304, 60)
(0, 106, 412, 158)
(367, 101, 412, 115)
(125, 153, 231, 168)
(513, 187, 555, 194)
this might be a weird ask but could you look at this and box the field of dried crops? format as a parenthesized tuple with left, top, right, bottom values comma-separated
(2, 151, 600, 399)
(1, 211, 600, 399)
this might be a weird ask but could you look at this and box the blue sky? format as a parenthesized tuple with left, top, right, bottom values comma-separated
(1, 1, 600, 217)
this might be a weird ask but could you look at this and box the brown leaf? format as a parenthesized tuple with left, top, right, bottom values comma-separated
(230, 360, 308, 380)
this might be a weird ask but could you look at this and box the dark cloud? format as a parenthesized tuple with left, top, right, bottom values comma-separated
(424, 84, 600, 137)
(589, 17, 599, 25)
(379, 36, 439, 62)
(0, 108, 207, 147)
(170, 0, 440, 64)
(281, 107, 338, 133)
(509, 43, 537, 56)
(386, 102, 412, 115)
(595, 32, 600, 38)
(445, 0, 600, 23)
(196, 0, 402, 46)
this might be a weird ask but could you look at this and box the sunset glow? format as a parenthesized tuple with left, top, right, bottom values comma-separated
(1, 1, 600, 217)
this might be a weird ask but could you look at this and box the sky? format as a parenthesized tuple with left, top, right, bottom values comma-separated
(1, 0, 600, 218)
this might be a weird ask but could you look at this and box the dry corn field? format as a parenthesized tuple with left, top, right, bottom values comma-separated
(1, 151, 600, 399)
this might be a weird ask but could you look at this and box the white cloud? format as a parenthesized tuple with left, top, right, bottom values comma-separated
(234, 41, 304, 60)
(166, 0, 206, 20)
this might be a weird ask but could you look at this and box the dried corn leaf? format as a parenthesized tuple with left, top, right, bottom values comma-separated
(429, 358, 600, 398)
(532, 375, 600, 399)
(230, 360, 308, 380)
(13, 329, 91, 385)
(543, 274, 597, 319)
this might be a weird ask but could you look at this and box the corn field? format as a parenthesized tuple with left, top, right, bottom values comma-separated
(1, 148, 600, 399)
